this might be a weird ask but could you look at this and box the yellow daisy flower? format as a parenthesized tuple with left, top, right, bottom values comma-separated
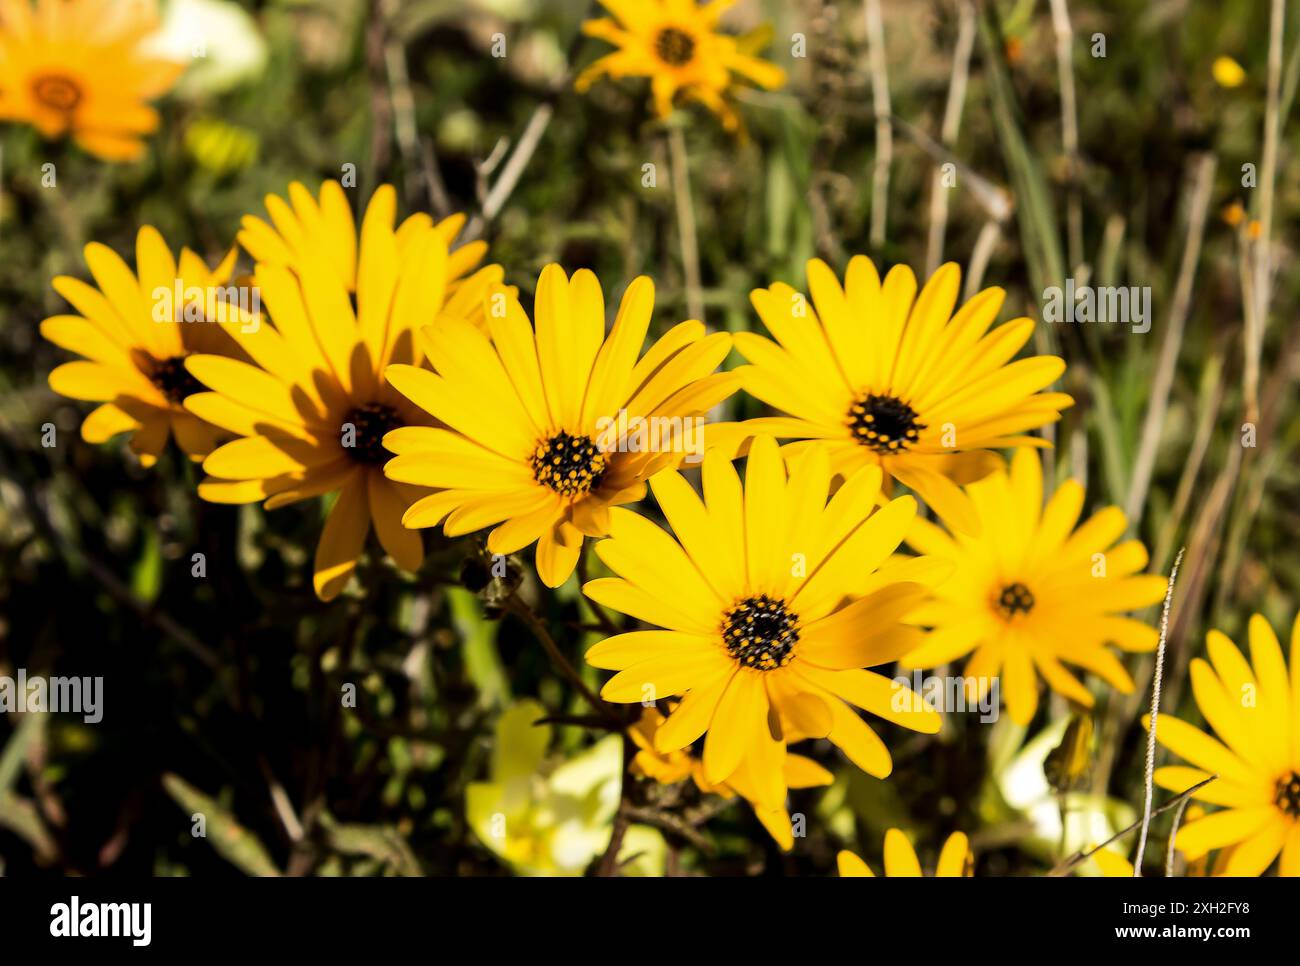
(43, 227, 243, 466)
(583, 436, 943, 811)
(629, 706, 833, 850)
(0, 0, 184, 161)
(575, 0, 785, 131)
(838, 829, 972, 877)
(900, 448, 1168, 725)
(185, 181, 503, 601)
(235, 180, 500, 328)
(1148, 613, 1300, 876)
(381, 264, 739, 589)
(713, 258, 1074, 535)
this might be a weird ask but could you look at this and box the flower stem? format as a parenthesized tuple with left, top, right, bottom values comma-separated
(506, 594, 622, 728)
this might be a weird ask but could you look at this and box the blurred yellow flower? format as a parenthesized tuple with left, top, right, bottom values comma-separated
(711, 258, 1073, 536)
(838, 829, 971, 877)
(43, 227, 242, 466)
(187, 181, 503, 600)
(0, 0, 185, 161)
(1212, 56, 1246, 88)
(903, 448, 1167, 725)
(585, 436, 943, 810)
(466, 700, 665, 876)
(629, 706, 832, 850)
(1148, 613, 1300, 876)
(381, 265, 739, 589)
(575, 0, 785, 131)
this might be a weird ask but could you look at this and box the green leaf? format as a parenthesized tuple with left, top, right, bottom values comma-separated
(161, 773, 281, 877)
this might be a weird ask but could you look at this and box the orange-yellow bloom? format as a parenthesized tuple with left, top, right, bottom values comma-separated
(575, 0, 785, 131)
(0, 0, 185, 161)
(43, 227, 242, 466)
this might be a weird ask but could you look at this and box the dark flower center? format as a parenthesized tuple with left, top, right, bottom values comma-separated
(655, 27, 696, 66)
(997, 582, 1036, 618)
(1276, 771, 1300, 817)
(722, 595, 799, 671)
(150, 355, 204, 404)
(341, 403, 402, 465)
(31, 73, 82, 112)
(846, 393, 926, 453)
(531, 431, 608, 497)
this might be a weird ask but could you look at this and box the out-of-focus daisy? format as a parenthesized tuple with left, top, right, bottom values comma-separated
(902, 448, 1167, 725)
(838, 829, 971, 877)
(575, 0, 785, 131)
(0, 0, 185, 161)
(43, 227, 242, 466)
(712, 258, 1073, 535)
(1149, 613, 1300, 876)
(584, 436, 943, 809)
(382, 265, 739, 589)
(186, 182, 503, 600)
(629, 706, 832, 850)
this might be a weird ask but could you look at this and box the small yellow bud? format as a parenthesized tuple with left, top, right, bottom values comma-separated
(1213, 56, 1246, 88)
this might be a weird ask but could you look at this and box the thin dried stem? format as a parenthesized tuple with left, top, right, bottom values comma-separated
(379, 0, 421, 205)
(506, 595, 622, 729)
(864, 0, 891, 251)
(1048, 0, 1083, 272)
(1124, 154, 1216, 525)
(963, 220, 1002, 300)
(1048, 773, 1215, 876)
(667, 125, 704, 322)
(925, 0, 976, 275)
(1133, 546, 1185, 876)
(462, 104, 555, 243)
(1165, 793, 1192, 876)
(1246, 0, 1284, 423)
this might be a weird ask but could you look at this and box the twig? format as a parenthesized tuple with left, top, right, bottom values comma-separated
(257, 756, 304, 842)
(925, 0, 976, 276)
(533, 713, 624, 731)
(863, 0, 891, 251)
(1165, 793, 1192, 877)
(379, 0, 421, 205)
(596, 809, 631, 876)
(420, 138, 452, 217)
(620, 803, 715, 852)
(461, 104, 554, 243)
(1246, 0, 1284, 424)
(364, 0, 394, 181)
(1048, 773, 1215, 876)
(1133, 546, 1185, 876)
(506, 595, 621, 727)
(1048, 0, 1083, 273)
(459, 1, 593, 243)
(577, 546, 622, 637)
(667, 125, 704, 322)
(1124, 154, 1216, 525)
(963, 220, 1002, 300)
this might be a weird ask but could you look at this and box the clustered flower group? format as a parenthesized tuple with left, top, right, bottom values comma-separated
(21, 0, 1298, 877)
(41, 172, 1181, 860)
